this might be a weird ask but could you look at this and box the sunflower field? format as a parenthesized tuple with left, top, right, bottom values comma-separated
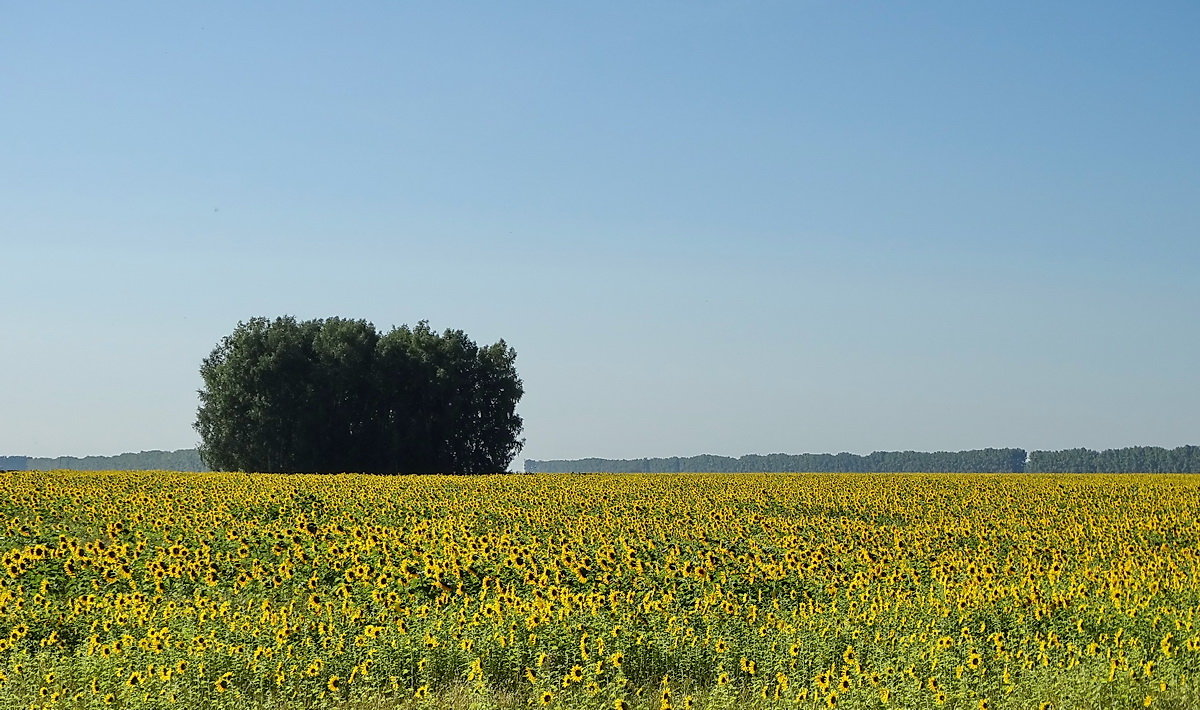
(1, 471, 1199, 709)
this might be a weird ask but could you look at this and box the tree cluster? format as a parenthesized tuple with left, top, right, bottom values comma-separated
(195, 317, 523, 475)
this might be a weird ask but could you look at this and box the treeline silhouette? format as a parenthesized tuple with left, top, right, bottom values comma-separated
(527, 445, 1200, 474)
(5, 445, 1200, 474)
(1026, 446, 1200, 473)
(526, 449, 1026, 473)
(0, 449, 208, 472)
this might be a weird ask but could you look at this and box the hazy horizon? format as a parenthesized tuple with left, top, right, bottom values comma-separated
(4, 3, 1198, 462)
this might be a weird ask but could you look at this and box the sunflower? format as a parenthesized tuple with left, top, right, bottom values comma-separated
(539, 690, 554, 705)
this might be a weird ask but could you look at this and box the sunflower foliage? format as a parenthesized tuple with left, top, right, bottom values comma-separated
(0, 471, 1199, 709)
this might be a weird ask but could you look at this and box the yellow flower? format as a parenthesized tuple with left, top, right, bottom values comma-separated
(539, 690, 554, 705)
(326, 675, 342, 692)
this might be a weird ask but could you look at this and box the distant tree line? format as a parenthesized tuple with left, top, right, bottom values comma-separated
(0, 456, 29, 471)
(526, 448, 1028, 473)
(1026, 445, 1200, 473)
(527, 445, 1200, 474)
(0, 449, 209, 472)
(6, 444, 1200, 475)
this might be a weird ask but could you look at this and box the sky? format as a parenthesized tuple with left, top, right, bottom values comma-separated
(3, 2, 1198, 464)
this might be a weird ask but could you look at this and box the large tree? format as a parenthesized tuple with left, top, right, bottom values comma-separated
(195, 317, 523, 474)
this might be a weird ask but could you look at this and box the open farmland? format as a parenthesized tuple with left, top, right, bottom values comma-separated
(2, 472, 1199, 709)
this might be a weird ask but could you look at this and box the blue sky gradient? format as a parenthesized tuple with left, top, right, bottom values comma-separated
(3, 2, 1198, 462)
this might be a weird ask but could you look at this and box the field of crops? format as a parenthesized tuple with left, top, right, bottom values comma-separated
(2, 472, 1199, 709)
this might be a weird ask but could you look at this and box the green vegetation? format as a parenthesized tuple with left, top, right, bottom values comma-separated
(1, 471, 1199, 709)
(526, 449, 1027, 474)
(0, 449, 207, 472)
(1026, 445, 1200, 473)
(528, 445, 1200, 474)
(195, 316, 524, 474)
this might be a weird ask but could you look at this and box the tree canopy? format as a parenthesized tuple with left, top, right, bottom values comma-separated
(195, 317, 523, 474)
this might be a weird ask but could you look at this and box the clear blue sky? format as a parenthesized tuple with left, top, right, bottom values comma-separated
(3, 2, 1198, 464)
